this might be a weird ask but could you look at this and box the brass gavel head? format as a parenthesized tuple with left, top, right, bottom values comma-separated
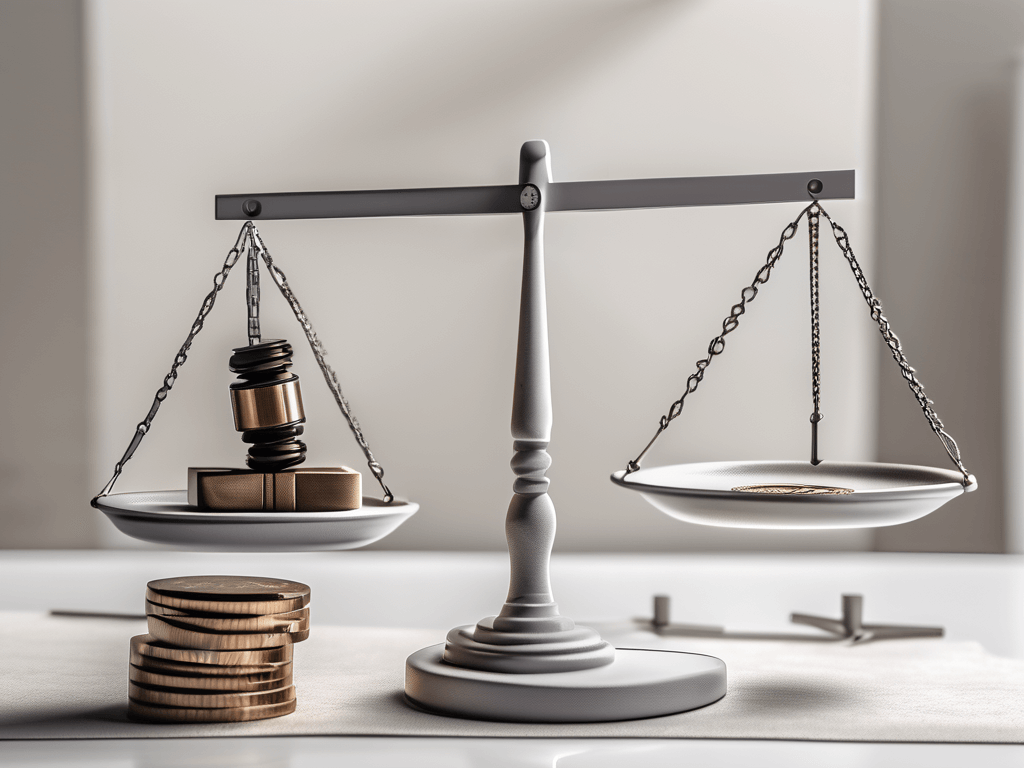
(229, 339, 307, 471)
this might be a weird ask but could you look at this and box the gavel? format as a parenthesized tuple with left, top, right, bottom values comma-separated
(228, 339, 307, 471)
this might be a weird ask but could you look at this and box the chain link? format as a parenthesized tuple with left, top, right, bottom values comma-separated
(808, 206, 823, 464)
(624, 202, 973, 488)
(91, 224, 251, 504)
(93, 222, 396, 505)
(249, 227, 393, 503)
(625, 204, 813, 473)
(815, 206, 972, 485)
(246, 231, 261, 345)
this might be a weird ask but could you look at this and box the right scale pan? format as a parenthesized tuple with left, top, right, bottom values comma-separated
(610, 461, 976, 530)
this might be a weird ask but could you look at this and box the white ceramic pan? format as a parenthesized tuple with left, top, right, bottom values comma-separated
(611, 461, 975, 529)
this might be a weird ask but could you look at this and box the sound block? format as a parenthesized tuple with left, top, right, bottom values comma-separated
(188, 467, 360, 511)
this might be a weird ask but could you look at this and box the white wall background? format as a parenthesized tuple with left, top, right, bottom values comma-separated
(87, 0, 877, 551)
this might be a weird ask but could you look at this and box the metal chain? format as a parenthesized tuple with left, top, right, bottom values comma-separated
(815, 205, 973, 486)
(808, 205, 823, 465)
(91, 223, 252, 504)
(249, 227, 394, 503)
(93, 221, 397, 504)
(246, 229, 261, 345)
(625, 203, 815, 473)
(624, 201, 974, 488)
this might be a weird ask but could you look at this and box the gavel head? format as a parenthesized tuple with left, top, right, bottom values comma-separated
(228, 339, 307, 471)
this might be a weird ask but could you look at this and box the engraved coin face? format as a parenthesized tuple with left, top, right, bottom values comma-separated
(520, 184, 541, 211)
(147, 575, 310, 601)
(731, 483, 854, 495)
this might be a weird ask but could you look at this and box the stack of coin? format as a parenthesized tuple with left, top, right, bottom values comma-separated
(128, 576, 310, 723)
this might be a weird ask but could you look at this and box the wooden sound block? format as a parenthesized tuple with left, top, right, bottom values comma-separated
(188, 467, 361, 511)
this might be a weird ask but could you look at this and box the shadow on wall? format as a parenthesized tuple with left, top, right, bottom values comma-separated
(873, 0, 1024, 553)
(336, 0, 695, 145)
(0, 0, 93, 547)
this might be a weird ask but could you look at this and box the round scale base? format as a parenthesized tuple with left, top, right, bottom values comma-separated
(405, 644, 726, 723)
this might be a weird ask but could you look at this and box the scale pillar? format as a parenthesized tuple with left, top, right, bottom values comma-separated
(404, 142, 727, 722)
(440, 141, 614, 673)
(503, 140, 558, 618)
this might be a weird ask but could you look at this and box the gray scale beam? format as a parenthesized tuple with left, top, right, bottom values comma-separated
(215, 170, 854, 220)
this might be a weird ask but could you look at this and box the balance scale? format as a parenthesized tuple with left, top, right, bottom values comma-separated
(93, 140, 976, 723)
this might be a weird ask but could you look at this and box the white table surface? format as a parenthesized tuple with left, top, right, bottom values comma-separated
(1, 550, 1022, 767)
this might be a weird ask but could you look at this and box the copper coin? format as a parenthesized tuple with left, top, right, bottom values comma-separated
(128, 697, 296, 723)
(131, 635, 293, 666)
(731, 483, 854, 495)
(145, 588, 309, 616)
(130, 650, 291, 677)
(147, 576, 309, 609)
(129, 664, 293, 692)
(129, 681, 295, 709)
(147, 616, 309, 650)
(145, 602, 309, 632)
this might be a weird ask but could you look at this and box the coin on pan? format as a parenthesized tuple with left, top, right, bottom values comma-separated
(146, 576, 310, 615)
(147, 616, 309, 650)
(145, 602, 310, 633)
(129, 650, 291, 677)
(129, 681, 295, 709)
(131, 634, 293, 666)
(128, 697, 296, 723)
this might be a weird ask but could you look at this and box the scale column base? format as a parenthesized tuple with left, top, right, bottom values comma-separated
(405, 644, 726, 723)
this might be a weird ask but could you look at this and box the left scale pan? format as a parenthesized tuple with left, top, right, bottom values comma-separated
(94, 491, 417, 551)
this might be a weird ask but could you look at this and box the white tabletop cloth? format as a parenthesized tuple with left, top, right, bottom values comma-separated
(1, 613, 1022, 742)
